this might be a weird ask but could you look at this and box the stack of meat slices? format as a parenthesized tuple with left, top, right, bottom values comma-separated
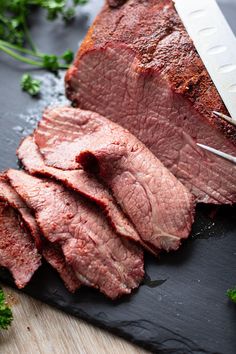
(0, 107, 195, 299)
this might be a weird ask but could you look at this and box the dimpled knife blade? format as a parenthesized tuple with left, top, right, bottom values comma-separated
(174, 0, 236, 119)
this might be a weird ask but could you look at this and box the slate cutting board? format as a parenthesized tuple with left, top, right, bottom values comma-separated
(0, 1, 236, 353)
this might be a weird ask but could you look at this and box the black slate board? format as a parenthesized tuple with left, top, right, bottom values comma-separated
(0, 1, 236, 353)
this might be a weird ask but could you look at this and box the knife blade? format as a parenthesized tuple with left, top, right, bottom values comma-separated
(174, 0, 236, 119)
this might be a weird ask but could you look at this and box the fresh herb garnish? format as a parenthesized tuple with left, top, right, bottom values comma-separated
(0, 288, 13, 330)
(61, 49, 74, 64)
(21, 74, 41, 96)
(0, 0, 88, 95)
(227, 287, 236, 303)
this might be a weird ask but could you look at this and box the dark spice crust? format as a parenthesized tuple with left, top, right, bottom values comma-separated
(66, 0, 236, 145)
(108, 0, 127, 8)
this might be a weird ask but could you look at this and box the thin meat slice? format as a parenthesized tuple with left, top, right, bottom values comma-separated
(34, 106, 195, 253)
(65, 0, 236, 205)
(0, 173, 42, 250)
(75, 118, 195, 252)
(42, 243, 81, 293)
(17, 135, 141, 247)
(7, 169, 144, 299)
(34, 107, 109, 170)
(0, 174, 80, 292)
(0, 201, 41, 288)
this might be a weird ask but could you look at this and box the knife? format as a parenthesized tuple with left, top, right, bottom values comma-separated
(174, 0, 236, 119)
(173, 0, 236, 163)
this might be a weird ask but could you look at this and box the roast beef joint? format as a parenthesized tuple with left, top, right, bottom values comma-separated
(0, 0, 234, 300)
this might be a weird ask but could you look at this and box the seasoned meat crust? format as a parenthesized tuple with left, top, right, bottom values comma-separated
(108, 0, 127, 8)
(67, 0, 234, 140)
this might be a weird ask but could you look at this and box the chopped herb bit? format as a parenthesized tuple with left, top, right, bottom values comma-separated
(62, 50, 74, 64)
(43, 54, 60, 72)
(21, 74, 41, 96)
(62, 7, 76, 22)
(227, 287, 236, 303)
(73, 0, 89, 4)
(0, 288, 13, 330)
(42, 0, 66, 21)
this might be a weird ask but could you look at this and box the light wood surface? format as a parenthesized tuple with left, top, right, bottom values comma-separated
(0, 286, 150, 354)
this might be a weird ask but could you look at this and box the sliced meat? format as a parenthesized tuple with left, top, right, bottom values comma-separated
(65, 0, 236, 205)
(0, 174, 42, 250)
(34, 106, 195, 253)
(0, 201, 41, 288)
(0, 174, 80, 292)
(17, 135, 141, 247)
(7, 169, 144, 299)
(75, 118, 195, 252)
(42, 243, 81, 293)
(34, 107, 106, 170)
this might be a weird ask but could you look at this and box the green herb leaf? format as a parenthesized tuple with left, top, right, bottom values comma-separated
(0, 288, 13, 330)
(41, 0, 66, 20)
(42, 54, 59, 72)
(73, 0, 88, 5)
(62, 49, 74, 64)
(21, 74, 41, 96)
(227, 287, 236, 303)
(62, 7, 76, 22)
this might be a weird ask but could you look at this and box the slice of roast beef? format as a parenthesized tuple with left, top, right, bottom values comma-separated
(33, 106, 195, 253)
(65, 0, 236, 205)
(0, 201, 41, 288)
(42, 243, 81, 293)
(7, 169, 144, 299)
(0, 174, 81, 292)
(17, 135, 141, 247)
(0, 173, 42, 250)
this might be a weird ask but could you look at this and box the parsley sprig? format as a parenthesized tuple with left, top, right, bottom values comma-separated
(0, 0, 88, 95)
(0, 39, 71, 71)
(0, 0, 88, 68)
(21, 73, 41, 96)
(0, 288, 13, 330)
